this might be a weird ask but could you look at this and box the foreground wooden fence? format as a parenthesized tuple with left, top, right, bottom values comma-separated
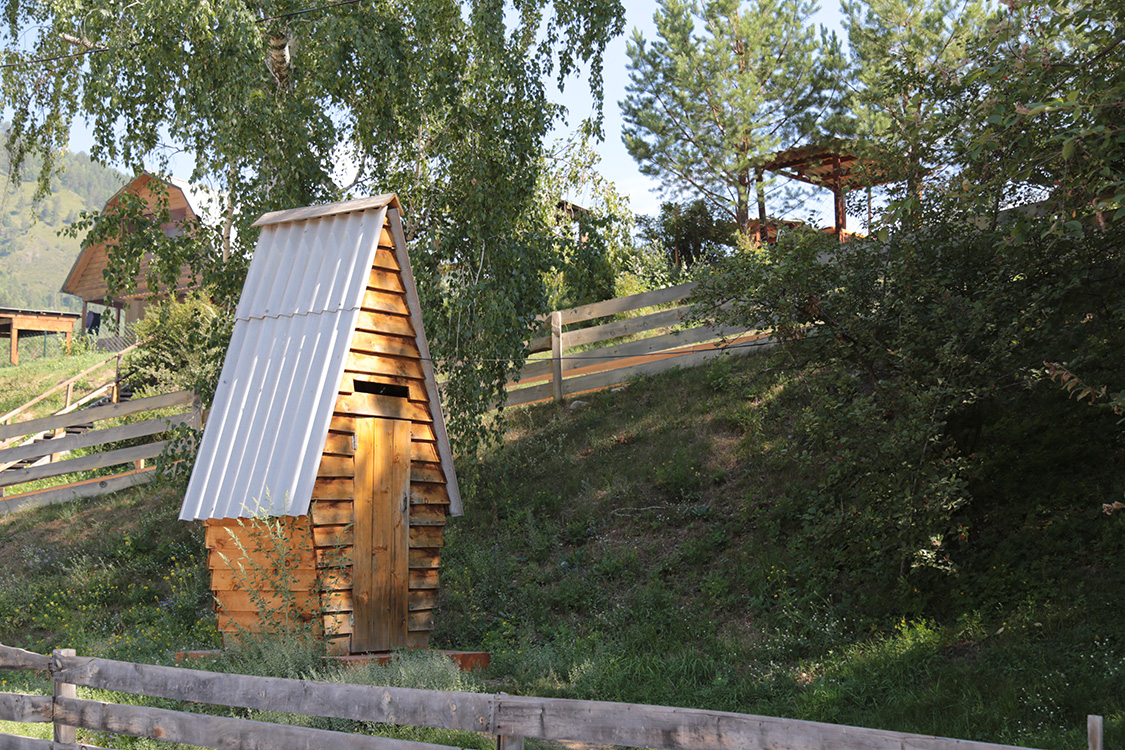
(0, 644, 1102, 750)
(0, 390, 200, 515)
(505, 281, 773, 407)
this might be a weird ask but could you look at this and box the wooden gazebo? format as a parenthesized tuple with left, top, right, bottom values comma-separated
(761, 142, 893, 240)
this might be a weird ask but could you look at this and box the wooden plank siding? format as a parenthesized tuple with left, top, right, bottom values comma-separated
(202, 215, 449, 654)
(63, 174, 199, 304)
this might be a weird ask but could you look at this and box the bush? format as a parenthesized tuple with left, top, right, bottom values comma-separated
(689, 213, 1125, 607)
(126, 293, 232, 404)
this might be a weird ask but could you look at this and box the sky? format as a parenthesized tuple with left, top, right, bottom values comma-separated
(65, 0, 851, 228)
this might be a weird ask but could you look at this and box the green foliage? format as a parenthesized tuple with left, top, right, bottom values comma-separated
(690, 209, 1125, 593)
(434, 354, 1124, 746)
(535, 134, 636, 310)
(840, 0, 987, 201)
(622, 0, 846, 235)
(0, 486, 216, 661)
(637, 199, 738, 269)
(1, 0, 626, 471)
(945, 0, 1125, 233)
(125, 293, 232, 403)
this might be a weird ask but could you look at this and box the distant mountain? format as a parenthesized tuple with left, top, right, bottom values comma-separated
(0, 147, 128, 311)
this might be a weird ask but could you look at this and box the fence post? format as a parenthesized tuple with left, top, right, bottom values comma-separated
(52, 647, 76, 745)
(1088, 715, 1103, 750)
(550, 311, 563, 403)
(494, 693, 524, 750)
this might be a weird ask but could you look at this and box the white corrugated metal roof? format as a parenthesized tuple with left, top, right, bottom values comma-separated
(179, 206, 389, 520)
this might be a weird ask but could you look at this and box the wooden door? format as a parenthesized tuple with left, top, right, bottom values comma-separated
(352, 416, 411, 652)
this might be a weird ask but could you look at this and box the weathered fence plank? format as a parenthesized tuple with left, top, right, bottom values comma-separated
(491, 695, 1034, 750)
(0, 440, 168, 489)
(52, 696, 466, 750)
(52, 654, 495, 732)
(505, 283, 757, 406)
(556, 281, 697, 325)
(0, 411, 195, 466)
(0, 468, 155, 516)
(561, 305, 691, 349)
(0, 390, 194, 442)
(1, 646, 1054, 750)
(0, 644, 52, 671)
(0, 735, 52, 750)
(561, 324, 758, 374)
(0, 693, 52, 723)
(504, 381, 554, 408)
(564, 334, 772, 394)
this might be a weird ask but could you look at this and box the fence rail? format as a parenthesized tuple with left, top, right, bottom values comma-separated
(505, 282, 773, 407)
(0, 644, 1099, 750)
(0, 390, 199, 514)
(0, 341, 142, 428)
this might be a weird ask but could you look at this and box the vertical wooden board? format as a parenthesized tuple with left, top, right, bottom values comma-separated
(387, 418, 412, 645)
(352, 417, 411, 653)
(352, 418, 375, 651)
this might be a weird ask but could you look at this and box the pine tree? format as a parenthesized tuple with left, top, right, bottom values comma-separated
(621, 0, 846, 240)
(841, 0, 987, 204)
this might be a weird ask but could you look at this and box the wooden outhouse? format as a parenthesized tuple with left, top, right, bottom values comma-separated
(61, 172, 214, 329)
(179, 195, 461, 655)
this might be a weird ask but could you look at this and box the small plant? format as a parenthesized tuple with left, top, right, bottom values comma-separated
(216, 507, 325, 653)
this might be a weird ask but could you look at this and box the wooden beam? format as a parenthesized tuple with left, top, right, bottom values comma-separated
(9, 318, 18, 366)
(53, 648, 77, 745)
(0, 440, 168, 489)
(51, 696, 454, 750)
(555, 282, 697, 326)
(0, 468, 156, 516)
(0, 389, 194, 442)
(0, 411, 196, 466)
(0, 692, 53, 722)
(0, 643, 53, 670)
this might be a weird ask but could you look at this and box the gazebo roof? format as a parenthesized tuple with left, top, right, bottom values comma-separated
(761, 142, 895, 190)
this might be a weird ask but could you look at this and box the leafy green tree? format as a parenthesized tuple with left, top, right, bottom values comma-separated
(534, 135, 635, 310)
(1, 0, 625, 458)
(841, 0, 987, 209)
(688, 0, 1125, 599)
(126, 293, 232, 404)
(621, 0, 845, 239)
(638, 199, 737, 269)
(946, 0, 1125, 234)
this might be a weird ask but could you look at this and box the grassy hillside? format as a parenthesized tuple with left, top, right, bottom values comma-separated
(0, 148, 127, 311)
(0, 350, 1121, 750)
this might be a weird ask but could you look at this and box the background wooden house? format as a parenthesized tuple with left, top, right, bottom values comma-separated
(179, 195, 461, 655)
(60, 172, 215, 333)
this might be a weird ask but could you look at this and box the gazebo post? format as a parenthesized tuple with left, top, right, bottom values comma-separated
(832, 155, 846, 241)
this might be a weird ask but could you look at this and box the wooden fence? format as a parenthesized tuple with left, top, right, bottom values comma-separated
(505, 281, 773, 408)
(0, 643, 1103, 750)
(0, 343, 141, 428)
(0, 390, 200, 515)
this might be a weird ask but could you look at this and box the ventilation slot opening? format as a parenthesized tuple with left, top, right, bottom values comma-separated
(354, 380, 410, 399)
